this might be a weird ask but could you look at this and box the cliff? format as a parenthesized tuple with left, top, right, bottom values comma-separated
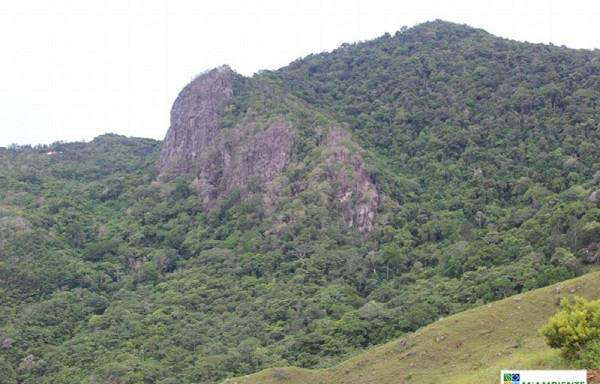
(158, 66, 235, 177)
(158, 66, 380, 233)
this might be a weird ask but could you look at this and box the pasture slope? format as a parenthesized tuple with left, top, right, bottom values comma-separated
(227, 270, 600, 384)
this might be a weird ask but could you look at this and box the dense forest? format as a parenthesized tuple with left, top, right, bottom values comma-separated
(0, 21, 598, 383)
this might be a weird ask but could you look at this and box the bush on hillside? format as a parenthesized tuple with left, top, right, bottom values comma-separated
(540, 297, 600, 360)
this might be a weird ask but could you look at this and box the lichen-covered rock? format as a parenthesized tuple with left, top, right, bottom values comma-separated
(159, 66, 297, 209)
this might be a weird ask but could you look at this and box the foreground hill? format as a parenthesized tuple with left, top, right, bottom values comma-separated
(229, 271, 600, 384)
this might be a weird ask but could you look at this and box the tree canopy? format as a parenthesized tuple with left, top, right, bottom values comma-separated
(0, 21, 598, 383)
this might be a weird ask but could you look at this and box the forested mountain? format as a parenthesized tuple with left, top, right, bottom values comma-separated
(0, 20, 598, 383)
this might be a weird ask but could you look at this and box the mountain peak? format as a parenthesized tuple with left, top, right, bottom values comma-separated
(157, 65, 238, 177)
(399, 19, 489, 43)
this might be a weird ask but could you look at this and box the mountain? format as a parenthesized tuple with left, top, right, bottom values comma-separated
(0, 20, 598, 383)
(229, 271, 600, 384)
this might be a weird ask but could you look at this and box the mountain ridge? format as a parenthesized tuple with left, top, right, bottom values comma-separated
(0, 20, 597, 384)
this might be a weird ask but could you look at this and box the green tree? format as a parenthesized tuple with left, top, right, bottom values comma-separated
(0, 357, 17, 384)
(539, 297, 600, 359)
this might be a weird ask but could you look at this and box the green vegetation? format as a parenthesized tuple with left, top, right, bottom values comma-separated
(540, 297, 600, 362)
(0, 20, 598, 383)
(229, 272, 600, 384)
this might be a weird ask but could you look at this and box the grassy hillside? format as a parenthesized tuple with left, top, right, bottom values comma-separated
(228, 270, 600, 384)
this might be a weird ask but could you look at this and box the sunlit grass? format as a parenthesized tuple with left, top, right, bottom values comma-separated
(227, 271, 600, 384)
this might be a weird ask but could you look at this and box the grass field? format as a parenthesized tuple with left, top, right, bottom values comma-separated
(226, 271, 600, 384)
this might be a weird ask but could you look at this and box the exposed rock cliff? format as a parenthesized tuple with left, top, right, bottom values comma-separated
(158, 66, 298, 209)
(190, 116, 295, 207)
(158, 66, 235, 176)
(158, 66, 380, 233)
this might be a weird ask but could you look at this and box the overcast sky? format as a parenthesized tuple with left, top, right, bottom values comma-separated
(1, 0, 599, 147)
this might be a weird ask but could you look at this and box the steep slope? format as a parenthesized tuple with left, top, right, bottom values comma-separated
(274, 20, 599, 192)
(152, 20, 599, 381)
(229, 271, 600, 384)
(158, 66, 381, 231)
(158, 66, 237, 177)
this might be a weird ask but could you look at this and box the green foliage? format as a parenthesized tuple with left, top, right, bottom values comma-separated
(231, 272, 600, 384)
(575, 339, 600, 369)
(540, 297, 600, 359)
(0, 21, 598, 384)
(0, 357, 17, 384)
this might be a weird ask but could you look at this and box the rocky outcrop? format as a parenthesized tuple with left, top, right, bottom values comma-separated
(190, 116, 295, 207)
(158, 66, 235, 177)
(158, 66, 297, 208)
(309, 126, 379, 233)
(158, 66, 379, 233)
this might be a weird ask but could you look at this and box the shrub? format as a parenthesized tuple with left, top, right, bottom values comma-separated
(539, 297, 600, 359)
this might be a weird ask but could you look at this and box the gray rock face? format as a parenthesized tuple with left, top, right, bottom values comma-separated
(158, 66, 378, 233)
(159, 66, 296, 208)
(190, 116, 295, 207)
(158, 66, 235, 176)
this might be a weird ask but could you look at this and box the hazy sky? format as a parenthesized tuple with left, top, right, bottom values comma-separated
(1, 0, 599, 147)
